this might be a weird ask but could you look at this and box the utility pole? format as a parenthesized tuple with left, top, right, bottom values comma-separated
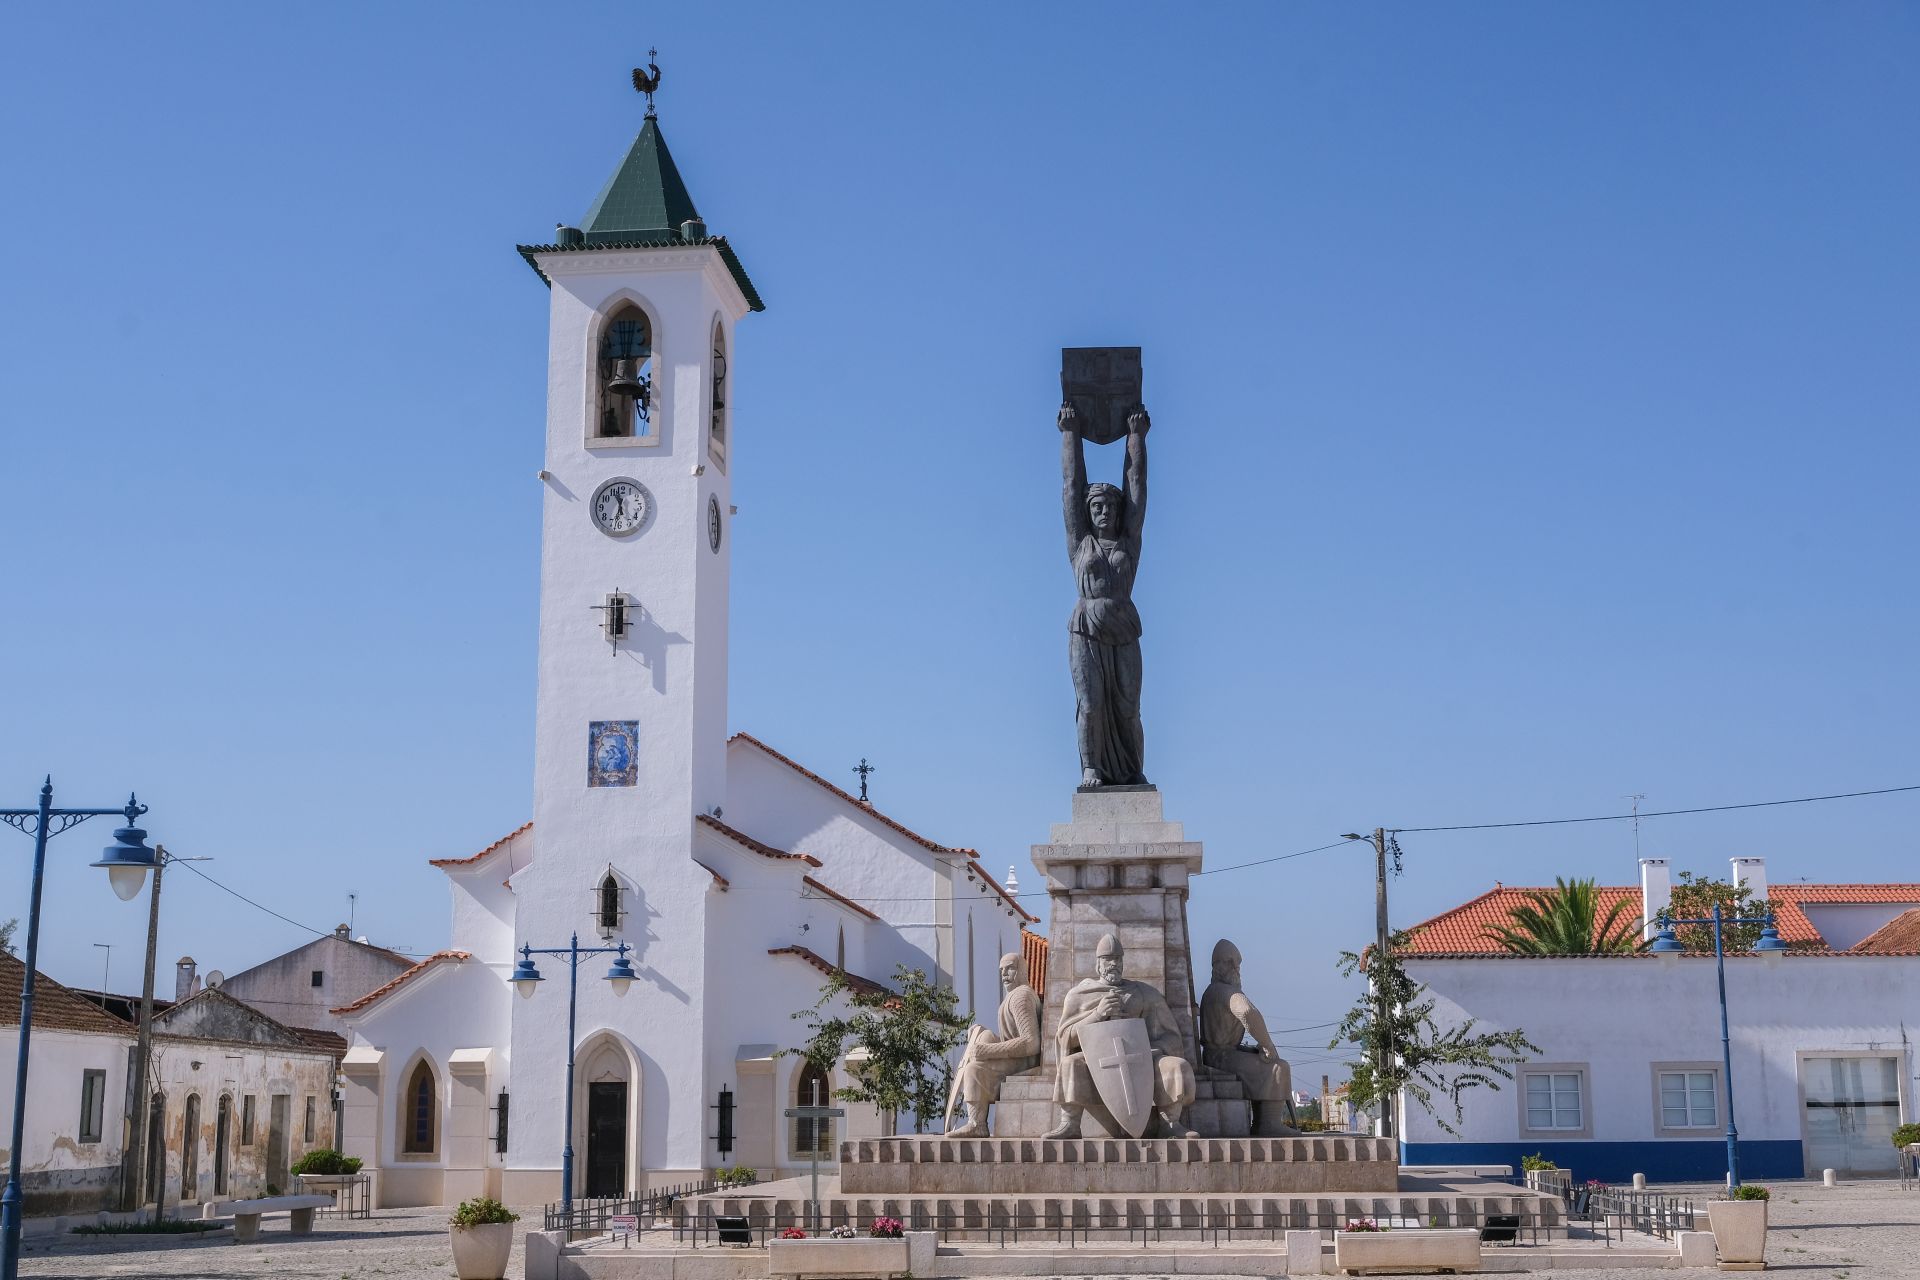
(1371, 827, 1392, 1140)
(119, 848, 167, 1212)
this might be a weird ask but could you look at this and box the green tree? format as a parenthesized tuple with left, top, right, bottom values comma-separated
(0, 918, 15, 957)
(1483, 877, 1643, 955)
(1661, 872, 1776, 952)
(789, 965, 971, 1134)
(1332, 930, 1538, 1136)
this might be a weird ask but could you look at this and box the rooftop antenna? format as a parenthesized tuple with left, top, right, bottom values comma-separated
(632, 49, 662, 119)
(348, 892, 357, 936)
(1625, 794, 1646, 859)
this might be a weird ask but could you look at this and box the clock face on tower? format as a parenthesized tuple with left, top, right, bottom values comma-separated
(590, 477, 652, 537)
(708, 494, 722, 552)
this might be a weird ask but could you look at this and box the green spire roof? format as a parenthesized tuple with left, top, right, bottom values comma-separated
(581, 117, 699, 240)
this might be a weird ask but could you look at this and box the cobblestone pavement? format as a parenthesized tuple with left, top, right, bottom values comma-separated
(16, 1204, 533, 1279)
(14, 1179, 1917, 1277)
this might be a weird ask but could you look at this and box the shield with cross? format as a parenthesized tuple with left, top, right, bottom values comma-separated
(1077, 1016, 1155, 1138)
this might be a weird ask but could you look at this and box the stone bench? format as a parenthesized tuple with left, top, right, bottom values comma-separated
(203, 1194, 336, 1243)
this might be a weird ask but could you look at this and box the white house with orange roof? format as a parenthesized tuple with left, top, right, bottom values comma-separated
(329, 78, 1033, 1210)
(1398, 855, 1920, 1183)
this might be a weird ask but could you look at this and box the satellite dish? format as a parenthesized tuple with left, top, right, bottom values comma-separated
(204, 970, 225, 989)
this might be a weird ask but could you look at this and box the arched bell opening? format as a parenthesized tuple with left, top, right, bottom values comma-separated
(596, 303, 654, 439)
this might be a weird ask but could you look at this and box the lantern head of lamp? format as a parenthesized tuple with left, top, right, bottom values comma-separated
(1754, 920, 1789, 965)
(92, 817, 158, 901)
(510, 952, 544, 1000)
(1649, 922, 1686, 964)
(606, 949, 637, 998)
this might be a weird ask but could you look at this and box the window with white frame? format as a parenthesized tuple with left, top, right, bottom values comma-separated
(1524, 1071, 1585, 1132)
(1659, 1069, 1718, 1129)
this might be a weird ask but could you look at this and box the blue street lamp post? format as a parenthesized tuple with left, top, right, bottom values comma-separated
(1649, 905, 1788, 1190)
(0, 780, 157, 1280)
(510, 934, 637, 1223)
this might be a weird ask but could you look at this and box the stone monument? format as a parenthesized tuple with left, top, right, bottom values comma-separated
(1044, 932, 1196, 1138)
(680, 348, 1564, 1238)
(1201, 938, 1302, 1137)
(943, 952, 1041, 1138)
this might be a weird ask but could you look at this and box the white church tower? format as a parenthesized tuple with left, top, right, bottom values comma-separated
(508, 68, 764, 1197)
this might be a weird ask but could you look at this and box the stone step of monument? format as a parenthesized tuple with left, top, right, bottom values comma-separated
(840, 1135, 1400, 1195)
(678, 1190, 1563, 1236)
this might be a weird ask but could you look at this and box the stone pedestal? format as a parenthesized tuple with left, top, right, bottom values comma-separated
(997, 787, 1250, 1137)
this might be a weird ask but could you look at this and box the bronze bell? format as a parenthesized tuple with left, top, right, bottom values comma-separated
(606, 358, 645, 399)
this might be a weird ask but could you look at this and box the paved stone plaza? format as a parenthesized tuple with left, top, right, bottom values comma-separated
(9, 1179, 1915, 1277)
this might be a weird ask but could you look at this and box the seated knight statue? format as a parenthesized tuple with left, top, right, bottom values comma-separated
(1043, 932, 1196, 1138)
(1199, 938, 1301, 1136)
(945, 951, 1042, 1137)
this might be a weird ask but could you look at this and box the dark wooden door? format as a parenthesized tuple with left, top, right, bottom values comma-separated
(585, 1082, 627, 1198)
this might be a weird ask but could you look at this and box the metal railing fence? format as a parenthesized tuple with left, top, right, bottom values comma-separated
(543, 1176, 754, 1234)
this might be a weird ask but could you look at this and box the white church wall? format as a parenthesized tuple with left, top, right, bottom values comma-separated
(513, 249, 749, 1197)
(337, 955, 511, 1207)
(446, 860, 517, 961)
(724, 745, 952, 982)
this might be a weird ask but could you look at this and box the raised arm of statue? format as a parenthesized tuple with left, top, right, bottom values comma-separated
(1061, 402, 1091, 555)
(1122, 406, 1148, 540)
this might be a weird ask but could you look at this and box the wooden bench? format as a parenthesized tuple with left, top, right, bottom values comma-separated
(203, 1194, 336, 1242)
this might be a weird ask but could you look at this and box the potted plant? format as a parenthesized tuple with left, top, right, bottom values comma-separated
(1522, 1153, 1570, 1200)
(449, 1197, 519, 1280)
(291, 1148, 363, 1209)
(1707, 1184, 1769, 1269)
(1894, 1123, 1920, 1152)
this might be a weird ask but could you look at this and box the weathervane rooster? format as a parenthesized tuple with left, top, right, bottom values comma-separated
(632, 49, 661, 117)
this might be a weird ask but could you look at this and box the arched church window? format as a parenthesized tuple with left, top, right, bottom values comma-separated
(790, 1061, 834, 1160)
(596, 873, 623, 939)
(403, 1061, 436, 1154)
(708, 320, 728, 470)
(597, 304, 653, 439)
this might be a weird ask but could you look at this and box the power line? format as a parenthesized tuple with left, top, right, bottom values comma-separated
(1390, 783, 1920, 835)
(170, 858, 432, 957)
(1196, 839, 1362, 877)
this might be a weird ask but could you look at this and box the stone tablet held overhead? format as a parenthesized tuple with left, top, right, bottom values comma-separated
(1060, 347, 1143, 445)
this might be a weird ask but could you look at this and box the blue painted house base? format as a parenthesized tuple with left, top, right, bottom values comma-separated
(1402, 1140, 1804, 1185)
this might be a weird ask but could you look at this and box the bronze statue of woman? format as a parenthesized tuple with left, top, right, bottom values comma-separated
(1060, 400, 1149, 788)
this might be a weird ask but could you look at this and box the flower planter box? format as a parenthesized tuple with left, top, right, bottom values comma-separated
(1335, 1227, 1481, 1275)
(449, 1222, 515, 1280)
(1706, 1200, 1768, 1271)
(768, 1237, 912, 1279)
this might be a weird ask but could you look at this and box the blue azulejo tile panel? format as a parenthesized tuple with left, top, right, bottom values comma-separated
(1401, 1139, 1804, 1184)
(587, 721, 639, 787)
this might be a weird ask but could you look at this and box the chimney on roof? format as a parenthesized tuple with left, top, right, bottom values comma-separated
(174, 956, 199, 1002)
(1731, 856, 1767, 905)
(1640, 858, 1671, 941)
(335, 923, 351, 939)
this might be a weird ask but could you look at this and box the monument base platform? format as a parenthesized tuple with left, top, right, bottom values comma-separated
(675, 1171, 1564, 1241)
(839, 1135, 1400, 1194)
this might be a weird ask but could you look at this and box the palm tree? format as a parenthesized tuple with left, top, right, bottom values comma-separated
(1484, 878, 1643, 955)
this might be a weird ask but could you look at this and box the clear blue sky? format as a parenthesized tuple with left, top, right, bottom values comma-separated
(4, 4, 1916, 1077)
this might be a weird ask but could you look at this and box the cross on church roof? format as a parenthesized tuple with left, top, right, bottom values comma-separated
(853, 758, 875, 804)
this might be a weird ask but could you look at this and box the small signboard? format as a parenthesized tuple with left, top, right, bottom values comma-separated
(609, 1213, 640, 1234)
